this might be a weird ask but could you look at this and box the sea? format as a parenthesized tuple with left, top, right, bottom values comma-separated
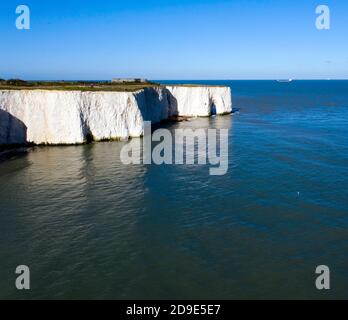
(0, 80, 347, 299)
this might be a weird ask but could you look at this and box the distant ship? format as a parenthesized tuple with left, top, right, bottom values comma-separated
(277, 79, 293, 83)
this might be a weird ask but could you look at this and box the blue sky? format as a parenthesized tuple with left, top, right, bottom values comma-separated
(0, 0, 347, 80)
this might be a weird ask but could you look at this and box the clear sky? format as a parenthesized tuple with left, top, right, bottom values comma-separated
(0, 0, 347, 80)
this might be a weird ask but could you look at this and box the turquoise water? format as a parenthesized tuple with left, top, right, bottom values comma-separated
(0, 80, 347, 299)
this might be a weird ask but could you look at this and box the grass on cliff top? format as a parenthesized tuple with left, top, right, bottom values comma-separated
(0, 79, 162, 92)
(0, 79, 225, 92)
(163, 83, 226, 88)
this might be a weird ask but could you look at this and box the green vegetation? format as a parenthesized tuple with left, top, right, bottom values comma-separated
(0, 78, 225, 92)
(0, 79, 162, 92)
(2, 79, 29, 86)
(163, 83, 225, 88)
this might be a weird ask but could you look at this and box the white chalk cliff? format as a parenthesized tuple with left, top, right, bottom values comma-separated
(0, 86, 232, 145)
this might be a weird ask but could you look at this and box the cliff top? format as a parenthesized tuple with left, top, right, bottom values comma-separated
(0, 79, 161, 92)
(0, 79, 226, 92)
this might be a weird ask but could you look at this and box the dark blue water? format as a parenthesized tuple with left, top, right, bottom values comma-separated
(0, 80, 347, 299)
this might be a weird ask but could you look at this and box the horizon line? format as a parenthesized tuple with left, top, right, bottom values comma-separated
(3, 78, 348, 82)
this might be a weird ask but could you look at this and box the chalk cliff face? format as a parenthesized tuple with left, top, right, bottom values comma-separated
(166, 86, 232, 117)
(0, 86, 232, 145)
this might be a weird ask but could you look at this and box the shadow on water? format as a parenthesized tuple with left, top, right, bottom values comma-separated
(232, 107, 241, 114)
